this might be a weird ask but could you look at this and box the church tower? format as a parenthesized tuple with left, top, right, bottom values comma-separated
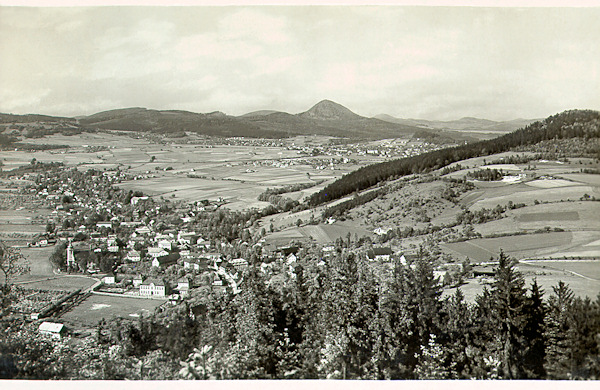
(66, 241, 75, 268)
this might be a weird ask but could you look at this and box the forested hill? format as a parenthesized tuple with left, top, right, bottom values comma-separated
(308, 109, 600, 206)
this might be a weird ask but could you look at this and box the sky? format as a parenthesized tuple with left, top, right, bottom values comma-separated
(0, 3, 599, 121)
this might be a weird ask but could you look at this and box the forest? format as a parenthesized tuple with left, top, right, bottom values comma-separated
(308, 109, 600, 206)
(1, 248, 598, 380)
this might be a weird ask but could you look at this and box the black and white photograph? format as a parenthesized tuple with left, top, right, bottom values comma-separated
(0, 0, 599, 382)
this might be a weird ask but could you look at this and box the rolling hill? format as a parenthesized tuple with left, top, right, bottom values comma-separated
(0, 101, 545, 141)
(375, 114, 539, 133)
(75, 100, 426, 140)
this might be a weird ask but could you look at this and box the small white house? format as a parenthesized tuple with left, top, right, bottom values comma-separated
(177, 277, 190, 291)
(158, 240, 172, 251)
(133, 275, 143, 287)
(126, 249, 141, 262)
(39, 322, 65, 339)
(103, 274, 116, 284)
(286, 254, 297, 264)
(230, 258, 249, 269)
(135, 226, 152, 235)
(148, 247, 169, 258)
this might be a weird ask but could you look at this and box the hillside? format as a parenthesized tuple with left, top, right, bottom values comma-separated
(0, 113, 76, 124)
(78, 107, 284, 138)
(308, 109, 600, 206)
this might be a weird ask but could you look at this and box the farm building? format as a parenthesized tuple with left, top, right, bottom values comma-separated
(39, 322, 65, 339)
(366, 247, 394, 261)
(152, 253, 179, 268)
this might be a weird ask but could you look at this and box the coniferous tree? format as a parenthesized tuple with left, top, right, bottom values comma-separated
(522, 279, 546, 378)
(544, 281, 575, 379)
(490, 250, 528, 379)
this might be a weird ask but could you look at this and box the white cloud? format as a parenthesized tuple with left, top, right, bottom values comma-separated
(0, 6, 598, 119)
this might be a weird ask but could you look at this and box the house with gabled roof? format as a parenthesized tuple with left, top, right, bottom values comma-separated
(148, 247, 169, 259)
(366, 247, 394, 261)
(126, 249, 141, 262)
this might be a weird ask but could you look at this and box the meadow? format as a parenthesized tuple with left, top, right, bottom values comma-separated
(60, 294, 166, 327)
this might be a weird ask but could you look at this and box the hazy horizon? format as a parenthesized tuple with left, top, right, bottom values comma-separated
(1, 6, 599, 121)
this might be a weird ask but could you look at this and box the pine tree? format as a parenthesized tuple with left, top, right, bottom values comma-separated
(490, 250, 528, 379)
(543, 281, 574, 379)
(522, 279, 546, 378)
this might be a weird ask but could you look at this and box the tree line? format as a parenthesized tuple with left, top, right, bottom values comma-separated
(2, 249, 598, 380)
(308, 109, 600, 206)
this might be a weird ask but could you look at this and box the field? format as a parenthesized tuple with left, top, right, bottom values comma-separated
(60, 294, 166, 327)
(441, 232, 574, 263)
(18, 246, 56, 276)
(443, 263, 600, 302)
(517, 211, 579, 222)
(14, 275, 97, 291)
(264, 221, 374, 246)
(6, 132, 375, 212)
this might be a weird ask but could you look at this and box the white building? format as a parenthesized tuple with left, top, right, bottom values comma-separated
(148, 247, 169, 258)
(158, 240, 172, 251)
(230, 258, 249, 270)
(103, 274, 116, 284)
(126, 249, 141, 262)
(139, 279, 167, 297)
(133, 275, 143, 287)
(66, 241, 76, 268)
(39, 322, 65, 339)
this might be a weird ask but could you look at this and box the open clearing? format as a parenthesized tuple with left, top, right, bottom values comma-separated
(60, 294, 166, 327)
(521, 260, 600, 280)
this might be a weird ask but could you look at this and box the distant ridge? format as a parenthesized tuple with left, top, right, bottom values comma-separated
(0, 100, 543, 141)
(374, 113, 540, 133)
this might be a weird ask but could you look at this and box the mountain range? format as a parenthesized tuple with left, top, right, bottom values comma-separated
(1, 100, 539, 140)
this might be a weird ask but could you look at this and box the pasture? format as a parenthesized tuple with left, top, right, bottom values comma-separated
(60, 294, 166, 327)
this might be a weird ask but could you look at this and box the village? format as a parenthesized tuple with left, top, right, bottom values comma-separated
(4, 161, 454, 339)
